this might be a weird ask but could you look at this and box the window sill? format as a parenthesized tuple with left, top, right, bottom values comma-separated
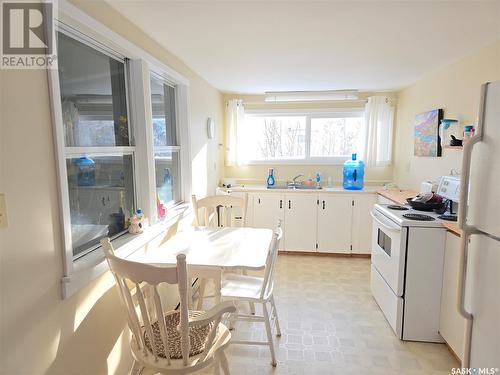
(240, 158, 351, 166)
(62, 202, 192, 299)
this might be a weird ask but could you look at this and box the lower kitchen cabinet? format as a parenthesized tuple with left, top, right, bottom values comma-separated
(252, 193, 285, 248)
(284, 195, 317, 252)
(439, 231, 466, 361)
(351, 194, 378, 254)
(249, 191, 376, 255)
(317, 195, 352, 253)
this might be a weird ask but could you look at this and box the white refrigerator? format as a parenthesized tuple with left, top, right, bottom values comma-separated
(458, 80, 500, 368)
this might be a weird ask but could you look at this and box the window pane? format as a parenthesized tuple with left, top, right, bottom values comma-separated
(66, 155, 135, 258)
(154, 151, 180, 205)
(243, 116, 306, 160)
(58, 32, 130, 147)
(310, 117, 363, 157)
(151, 76, 176, 146)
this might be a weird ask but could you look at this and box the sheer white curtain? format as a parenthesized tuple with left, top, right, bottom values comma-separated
(363, 96, 394, 167)
(225, 99, 246, 166)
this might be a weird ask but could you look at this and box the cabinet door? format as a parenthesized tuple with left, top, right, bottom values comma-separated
(283, 195, 317, 252)
(439, 231, 466, 361)
(351, 194, 377, 254)
(317, 195, 352, 253)
(252, 193, 284, 232)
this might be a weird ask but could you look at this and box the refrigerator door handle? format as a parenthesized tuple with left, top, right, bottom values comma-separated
(458, 83, 487, 230)
(458, 234, 473, 368)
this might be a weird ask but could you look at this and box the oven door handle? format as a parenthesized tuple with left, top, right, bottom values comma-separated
(370, 211, 401, 232)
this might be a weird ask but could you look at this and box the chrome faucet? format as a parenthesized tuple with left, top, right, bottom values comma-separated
(289, 174, 304, 187)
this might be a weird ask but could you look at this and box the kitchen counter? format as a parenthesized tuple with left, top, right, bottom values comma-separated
(220, 185, 382, 194)
(377, 189, 418, 205)
(442, 222, 462, 237)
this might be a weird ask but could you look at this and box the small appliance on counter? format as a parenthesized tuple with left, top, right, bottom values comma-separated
(343, 153, 364, 190)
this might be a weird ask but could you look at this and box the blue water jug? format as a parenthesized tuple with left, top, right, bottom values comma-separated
(343, 153, 364, 190)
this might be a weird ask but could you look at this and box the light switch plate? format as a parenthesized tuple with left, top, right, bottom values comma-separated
(0, 193, 8, 228)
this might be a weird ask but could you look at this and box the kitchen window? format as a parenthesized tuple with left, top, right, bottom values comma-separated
(242, 109, 365, 164)
(150, 74, 181, 206)
(242, 115, 306, 160)
(58, 30, 136, 259)
(49, 15, 191, 298)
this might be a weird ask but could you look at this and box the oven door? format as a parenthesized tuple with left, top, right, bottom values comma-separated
(370, 210, 408, 297)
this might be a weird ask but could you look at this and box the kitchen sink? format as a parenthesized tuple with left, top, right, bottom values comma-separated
(267, 184, 322, 190)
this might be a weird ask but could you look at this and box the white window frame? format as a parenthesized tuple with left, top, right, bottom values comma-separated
(48, 0, 191, 298)
(243, 108, 365, 165)
(149, 72, 183, 208)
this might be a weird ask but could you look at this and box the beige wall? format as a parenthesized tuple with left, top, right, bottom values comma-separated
(393, 40, 500, 191)
(0, 1, 223, 374)
(222, 92, 396, 186)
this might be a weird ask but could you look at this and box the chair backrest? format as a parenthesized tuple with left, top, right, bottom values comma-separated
(260, 221, 283, 300)
(101, 238, 227, 367)
(191, 194, 247, 228)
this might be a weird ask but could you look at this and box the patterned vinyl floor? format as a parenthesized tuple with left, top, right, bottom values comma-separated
(148, 255, 460, 375)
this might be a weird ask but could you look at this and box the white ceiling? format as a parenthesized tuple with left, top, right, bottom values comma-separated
(106, 0, 500, 94)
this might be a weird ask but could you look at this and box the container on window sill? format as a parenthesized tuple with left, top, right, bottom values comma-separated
(343, 153, 364, 190)
(129, 209, 147, 234)
(74, 156, 96, 186)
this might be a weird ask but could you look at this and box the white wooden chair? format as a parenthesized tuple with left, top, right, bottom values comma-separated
(191, 194, 247, 228)
(101, 238, 236, 375)
(191, 194, 249, 310)
(220, 222, 283, 367)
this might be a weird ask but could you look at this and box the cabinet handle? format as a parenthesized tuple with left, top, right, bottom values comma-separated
(288, 200, 291, 209)
(279, 199, 283, 209)
(258, 198, 261, 204)
(322, 200, 325, 210)
(101, 197, 106, 206)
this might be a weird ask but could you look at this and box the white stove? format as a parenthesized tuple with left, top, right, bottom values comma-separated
(373, 203, 445, 228)
(370, 202, 447, 343)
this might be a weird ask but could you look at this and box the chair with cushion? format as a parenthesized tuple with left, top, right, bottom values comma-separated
(220, 221, 283, 367)
(101, 238, 236, 375)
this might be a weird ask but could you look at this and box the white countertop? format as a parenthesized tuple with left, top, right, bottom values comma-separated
(218, 185, 382, 194)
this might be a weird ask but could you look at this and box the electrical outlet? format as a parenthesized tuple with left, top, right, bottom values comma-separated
(0, 193, 8, 228)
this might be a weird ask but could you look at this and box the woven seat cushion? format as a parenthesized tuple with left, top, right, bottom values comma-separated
(144, 310, 215, 359)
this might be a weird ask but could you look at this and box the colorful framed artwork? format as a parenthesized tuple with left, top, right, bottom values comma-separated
(414, 109, 443, 157)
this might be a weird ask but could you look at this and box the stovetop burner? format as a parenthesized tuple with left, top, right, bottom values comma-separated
(387, 205, 409, 211)
(403, 213, 436, 221)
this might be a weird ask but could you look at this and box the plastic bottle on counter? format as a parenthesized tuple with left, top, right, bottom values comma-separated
(266, 168, 276, 187)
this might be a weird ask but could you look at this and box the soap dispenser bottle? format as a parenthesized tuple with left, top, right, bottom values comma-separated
(266, 168, 276, 187)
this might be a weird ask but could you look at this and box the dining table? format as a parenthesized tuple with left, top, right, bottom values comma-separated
(125, 226, 274, 307)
